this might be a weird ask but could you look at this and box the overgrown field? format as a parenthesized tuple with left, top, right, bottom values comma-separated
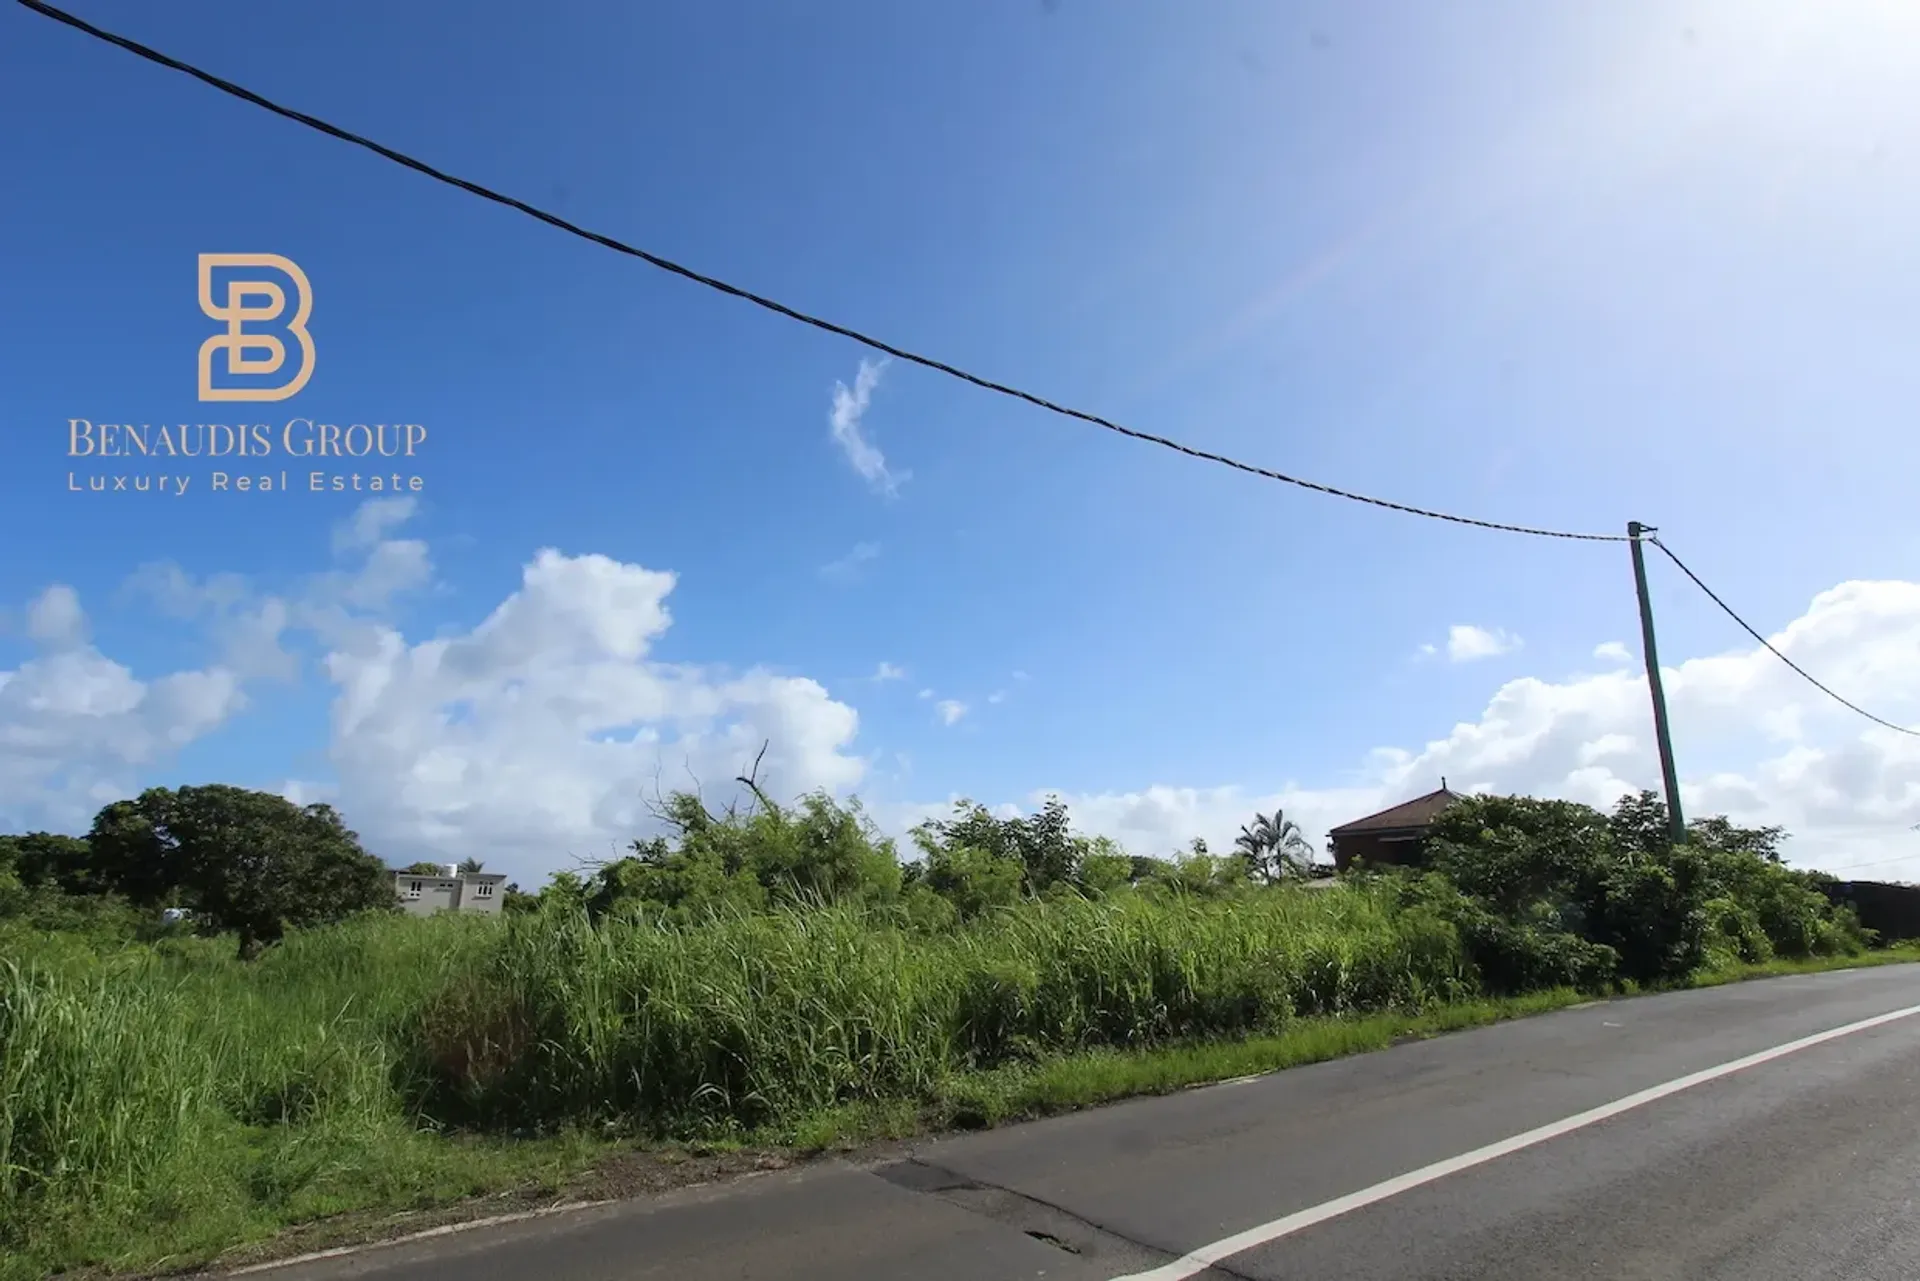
(0, 787, 1890, 1277)
(0, 888, 1460, 1271)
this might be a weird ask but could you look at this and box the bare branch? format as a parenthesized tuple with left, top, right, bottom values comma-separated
(735, 739, 778, 815)
(639, 759, 675, 827)
(681, 754, 719, 826)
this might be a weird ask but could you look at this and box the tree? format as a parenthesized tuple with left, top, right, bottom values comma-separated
(1610, 790, 1786, 863)
(919, 846, 1024, 918)
(457, 857, 485, 874)
(1135, 844, 1249, 898)
(1076, 836, 1135, 896)
(912, 797, 1082, 895)
(85, 785, 395, 959)
(0, 832, 96, 895)
(404, 860, 446, 876)
(566, 786, 902, 925)
(1233, 810, 1314, 883)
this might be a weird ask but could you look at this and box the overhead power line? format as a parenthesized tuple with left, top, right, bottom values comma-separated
(15, 0, 1630, 544)
(1649, 535, 1920, 738)
(1820, 852, 1920, 878)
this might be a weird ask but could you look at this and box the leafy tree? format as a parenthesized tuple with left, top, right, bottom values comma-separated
(1421, 791, 1857, 989)
(500, 880, 541, 915)
(918, 846, 1024, 918)
(896, 881, 961, 932)
(1609, 790, 1785, 862)
(457, 857, 486, 874)
(1123, 840, 1254, 898)
(729, 791, 902, 906)
(520, 869, 591, 916)
(1426, 794, 1615, 922)
(1077, 837, 1136, 896)
(570, 787, 902, 924)
(404, 860, 447, 876)
(1233, 810, 1314, 883)
(912, 797, 1081, 894)
(0, 832, 97, 895)
(85, 785, 394, 959)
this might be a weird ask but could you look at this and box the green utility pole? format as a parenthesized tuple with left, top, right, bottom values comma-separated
(1627, 521, 1686, 846)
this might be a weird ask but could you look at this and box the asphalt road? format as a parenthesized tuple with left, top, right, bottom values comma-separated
(242, 965, 1920, 1281)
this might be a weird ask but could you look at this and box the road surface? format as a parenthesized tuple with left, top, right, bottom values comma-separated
(238, 965, 1920, 1280)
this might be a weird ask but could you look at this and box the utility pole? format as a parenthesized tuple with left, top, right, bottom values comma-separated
(1627, 521, 1686, 846)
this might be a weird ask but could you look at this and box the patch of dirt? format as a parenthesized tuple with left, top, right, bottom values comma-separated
(566, 1144, 800, 1203)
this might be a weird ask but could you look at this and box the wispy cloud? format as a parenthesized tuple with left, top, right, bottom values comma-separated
(1593, 641, 1632, 664)
(819, 541, 881, 584)
(918, 689, 934, 700)
(829, 358, 908, 497)
(986, 690, 1007, 704)
(935, 699, 969, 726)
(1445, 624, 1522, 662)
(872, 661, 906, 682)
(332, 496, 418, 554)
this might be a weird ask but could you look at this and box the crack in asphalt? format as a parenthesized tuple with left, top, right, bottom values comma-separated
(872, 1157, 1262, 1281)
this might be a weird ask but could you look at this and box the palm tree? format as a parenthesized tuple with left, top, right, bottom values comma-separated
(457, 857, 485, 875)
(1233, 810, 1314, 883)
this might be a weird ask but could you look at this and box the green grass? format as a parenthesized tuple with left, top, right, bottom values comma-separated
(1687, 941, 1920, 987)
(2, 894, 1912, 1280)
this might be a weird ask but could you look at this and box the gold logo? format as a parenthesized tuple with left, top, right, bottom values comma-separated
(197, 253, 315, 402)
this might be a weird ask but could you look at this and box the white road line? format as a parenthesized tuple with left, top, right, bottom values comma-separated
(222, 1201, 616, 1275)
(1107, 1000, 1920, 1281)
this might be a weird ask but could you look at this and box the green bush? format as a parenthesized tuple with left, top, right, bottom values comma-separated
(1421, 791, 1868, 989)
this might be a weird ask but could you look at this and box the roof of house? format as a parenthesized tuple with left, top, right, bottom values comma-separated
(387, 867, 509, 881)
(1327, 786, 1464, 836)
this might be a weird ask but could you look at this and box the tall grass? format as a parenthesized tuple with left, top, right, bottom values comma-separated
(0, 878, 1871, 1276)
(406, 887, 1471, 1134)
(0, 915, 502, 1276)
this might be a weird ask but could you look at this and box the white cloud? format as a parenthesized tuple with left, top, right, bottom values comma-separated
(0, 587, 246, 831)
(819, 541, 881, 584)
(987, 690, 1007, 705)
(918, 688, 934, 700)
(829, 359, 908, 497)
(873, 662, 906, 682)
(1594, 641, 1633, 664)
(26, 585, 86, 647)
(935, 699, 969, 727)
(1446, 624, 1523, 662)
(319, 547, 867, 869)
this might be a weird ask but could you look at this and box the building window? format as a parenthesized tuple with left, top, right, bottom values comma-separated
(475, 882, 494, 898)
(406, 880, 422, 897)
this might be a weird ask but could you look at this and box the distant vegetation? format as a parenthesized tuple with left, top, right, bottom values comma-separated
(0, 775, 1881, 1278)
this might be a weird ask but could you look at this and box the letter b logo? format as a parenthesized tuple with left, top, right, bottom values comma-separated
(197, 253, 315, 401)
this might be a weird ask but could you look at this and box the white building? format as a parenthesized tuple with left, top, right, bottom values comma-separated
(391, 864, 509, 917)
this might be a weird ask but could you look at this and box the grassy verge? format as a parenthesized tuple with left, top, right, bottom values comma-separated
(773, 944, 1920, 1153)
(7, 906, 1915, 1281)
(1686, 943, 1920, 986)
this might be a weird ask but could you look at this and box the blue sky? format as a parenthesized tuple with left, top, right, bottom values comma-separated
(5, 0, 1920, 882)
